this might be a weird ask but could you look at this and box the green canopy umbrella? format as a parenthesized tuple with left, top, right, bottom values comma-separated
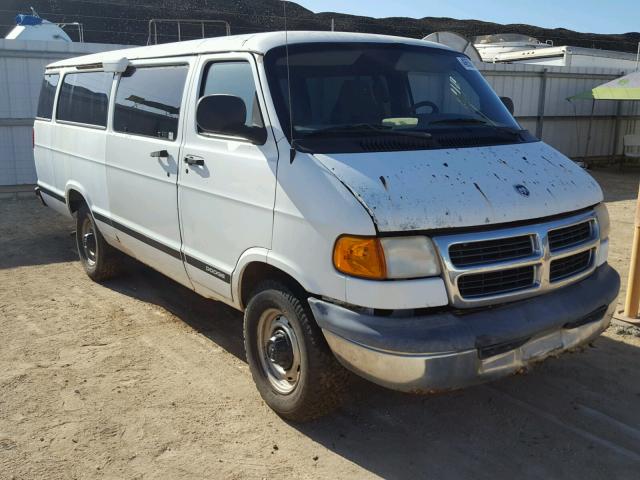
(570, 71, 640, 101)
(568, 71, 640, 164)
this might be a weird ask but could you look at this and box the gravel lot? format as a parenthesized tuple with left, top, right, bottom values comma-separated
(1, 167, 640, 479)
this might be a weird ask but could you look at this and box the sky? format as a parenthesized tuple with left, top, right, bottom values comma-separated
(294, 0, 639, 34)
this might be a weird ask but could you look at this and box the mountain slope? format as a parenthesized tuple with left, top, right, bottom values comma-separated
(2, 0, 638, 53)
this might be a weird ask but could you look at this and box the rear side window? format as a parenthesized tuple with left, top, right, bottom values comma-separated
(200, 61, 265, 135)
(113, 65, 189, 141)
(36, 74, 59, 120)
(56, 72, 112, 127)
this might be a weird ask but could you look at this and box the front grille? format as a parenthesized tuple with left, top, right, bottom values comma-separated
(550, 250, 592, 282)
(433, 210, 601, 308)
(449, 235, 533, 267)
(548, 221, 592, 251)
(458, 266, 535, 298)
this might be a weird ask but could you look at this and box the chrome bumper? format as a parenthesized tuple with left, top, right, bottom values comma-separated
(321, 303, 613, 393)
(309, 264, 619, 393)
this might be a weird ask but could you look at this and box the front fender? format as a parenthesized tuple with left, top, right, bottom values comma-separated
(232, 247, 270, 308)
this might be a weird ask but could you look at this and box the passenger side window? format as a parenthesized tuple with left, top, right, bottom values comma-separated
(199, 61, 265, 138)
(36, 74, 59, 120)
(113, 65, 189, 141)
(56, 72, 112, 127)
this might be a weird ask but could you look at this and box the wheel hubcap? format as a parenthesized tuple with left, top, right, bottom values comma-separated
(267, 330, 294, 371)
(80, 216, 97, 266)
(257, 309, 301, 395)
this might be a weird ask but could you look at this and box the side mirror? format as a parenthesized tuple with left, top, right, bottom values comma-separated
(196, 94, 267, 144)
(500, 96, 515, 115)
(197, 94, 247, 136)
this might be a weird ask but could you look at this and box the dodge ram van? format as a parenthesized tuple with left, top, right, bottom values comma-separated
(34, 32, 620, 421)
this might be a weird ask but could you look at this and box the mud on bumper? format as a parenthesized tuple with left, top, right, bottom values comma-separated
(309, 264, 620, 393)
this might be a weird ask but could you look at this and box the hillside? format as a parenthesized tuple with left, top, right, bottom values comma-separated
(2, 0, 639, 52)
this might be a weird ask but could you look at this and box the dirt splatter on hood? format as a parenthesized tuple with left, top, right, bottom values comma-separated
(315, 142, 603, 232)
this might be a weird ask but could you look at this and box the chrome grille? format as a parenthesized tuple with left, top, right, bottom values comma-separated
(433, 210, 601, 308)
(550, 250, 593, 282)
(449, 235, 533, 267)
(458, 266, 535, 298)
(549, 221, 592, 251)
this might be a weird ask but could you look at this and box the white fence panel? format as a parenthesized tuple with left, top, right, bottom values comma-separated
(0, 39, 131, 186)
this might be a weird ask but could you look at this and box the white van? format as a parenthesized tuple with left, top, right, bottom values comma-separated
(34, 32, 619, 421)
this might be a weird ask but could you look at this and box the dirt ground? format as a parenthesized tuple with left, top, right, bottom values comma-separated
(1, 167, 640, 480)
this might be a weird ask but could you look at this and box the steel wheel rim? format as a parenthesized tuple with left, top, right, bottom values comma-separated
(257, 308, 301, 395)
(80, 216, 97, 267)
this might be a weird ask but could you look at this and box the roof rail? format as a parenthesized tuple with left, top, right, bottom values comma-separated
(147, 19, 231, 45)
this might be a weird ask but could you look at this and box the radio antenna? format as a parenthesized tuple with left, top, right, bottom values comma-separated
(283, 1, 296, 163)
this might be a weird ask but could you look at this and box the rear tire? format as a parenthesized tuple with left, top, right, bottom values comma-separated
(75, 205, 122, 282)
(244, 281, 349, 421)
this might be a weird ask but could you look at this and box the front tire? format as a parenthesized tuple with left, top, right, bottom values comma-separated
(244, 281, 349, 421)
(75, 205, 122, 282)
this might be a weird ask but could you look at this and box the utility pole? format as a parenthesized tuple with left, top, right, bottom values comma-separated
(616, 183, 640, 325)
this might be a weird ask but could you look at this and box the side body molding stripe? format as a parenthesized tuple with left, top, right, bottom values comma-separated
(92, 210, 182, 260)
(91, 210, 231, 284)
(184, 255, 232, 283)
(37, 184, 65, 203)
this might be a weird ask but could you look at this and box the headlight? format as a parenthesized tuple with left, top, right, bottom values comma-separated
(380, 237, 441, 278)
(594, 203, 610, 240)
(333, 235, 441, 280)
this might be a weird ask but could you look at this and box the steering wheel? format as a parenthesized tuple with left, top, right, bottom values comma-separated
(411, 100, 439, 114)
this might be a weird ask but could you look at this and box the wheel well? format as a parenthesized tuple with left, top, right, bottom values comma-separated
(240, 262, 307, 309)
(67, 189, 86, 214)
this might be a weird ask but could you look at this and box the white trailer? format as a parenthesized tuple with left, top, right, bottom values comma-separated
(490, 45, 639, 69)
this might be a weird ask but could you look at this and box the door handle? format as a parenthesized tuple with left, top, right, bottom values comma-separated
(150, 150, 169, 158)
(184, 154, 205, 166)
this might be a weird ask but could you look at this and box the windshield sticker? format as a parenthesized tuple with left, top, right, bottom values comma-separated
(457, 56, 477, 70)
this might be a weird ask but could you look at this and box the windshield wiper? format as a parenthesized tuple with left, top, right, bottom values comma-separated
(428, 117, 492, 126)
(428, 118, 525, 137)
(303, 123, 433, 139)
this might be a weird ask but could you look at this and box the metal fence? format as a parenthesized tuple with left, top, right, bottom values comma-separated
(1, 40, 639, 186)
(479, 62, 640, 161)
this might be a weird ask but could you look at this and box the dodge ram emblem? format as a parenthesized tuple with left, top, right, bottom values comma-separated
(514, 184, 530, 197)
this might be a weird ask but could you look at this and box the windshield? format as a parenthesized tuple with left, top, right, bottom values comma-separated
(264, 42, 535, 153)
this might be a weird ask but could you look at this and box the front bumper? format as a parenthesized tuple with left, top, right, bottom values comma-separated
(309, 264, 620, 393)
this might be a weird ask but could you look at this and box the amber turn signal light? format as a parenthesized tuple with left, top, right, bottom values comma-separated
(333, 236, 386, 280)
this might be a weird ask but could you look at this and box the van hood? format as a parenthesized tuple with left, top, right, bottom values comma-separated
(315, 141, 602, 232)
